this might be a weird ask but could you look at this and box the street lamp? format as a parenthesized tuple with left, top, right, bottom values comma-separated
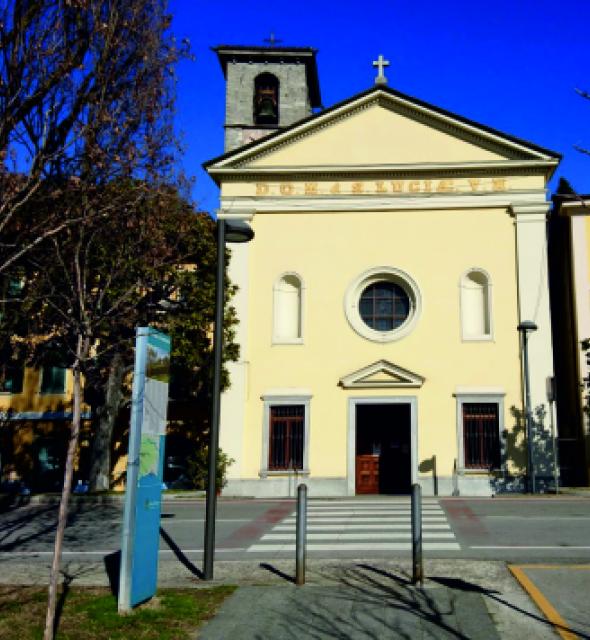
(517, 320, 538, 493)
(203, 218, 254, 581)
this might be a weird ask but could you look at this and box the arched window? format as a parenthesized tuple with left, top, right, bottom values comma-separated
(254, 73, 279, 125)
(460, 269, 492, 340)
(273, 273, 303, 343)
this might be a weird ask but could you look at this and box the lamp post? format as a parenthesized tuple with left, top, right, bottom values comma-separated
(518, 320, 538, 493)
(203, 218, 254, 581)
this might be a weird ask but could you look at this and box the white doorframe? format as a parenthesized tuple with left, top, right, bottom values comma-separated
(347, 396, 418, 496)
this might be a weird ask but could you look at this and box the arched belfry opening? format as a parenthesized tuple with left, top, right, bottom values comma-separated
(213, 45, 321, 151)
(254, 73, 279, 125)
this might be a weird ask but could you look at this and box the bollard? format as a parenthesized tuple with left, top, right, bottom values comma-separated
(411, 483, 423, 585)
(295, 483, 307, 586)
(432, 455, 438, 497)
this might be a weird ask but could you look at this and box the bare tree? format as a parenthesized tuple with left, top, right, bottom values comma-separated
(574, 88, 590, 157)
(0, 0, 187, 274)
(0, 1, 189, 637)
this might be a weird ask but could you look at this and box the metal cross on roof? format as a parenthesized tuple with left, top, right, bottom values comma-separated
(264, 32, 283, 47)
(372, 54, 390, 85)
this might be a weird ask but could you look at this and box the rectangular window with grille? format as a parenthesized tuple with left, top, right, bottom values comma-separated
(269, 404, 304, 470)
(462, 402, 500, 469)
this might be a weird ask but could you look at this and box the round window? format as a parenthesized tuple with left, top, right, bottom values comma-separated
(359, 282, 410, 331)
(344, 267, 421, 342)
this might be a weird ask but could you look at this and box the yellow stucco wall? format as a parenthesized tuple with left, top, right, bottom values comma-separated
(240, 206, 522, 480)
(0, 367, 74, 415)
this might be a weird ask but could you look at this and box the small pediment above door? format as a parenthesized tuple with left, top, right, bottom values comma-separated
(339, 360, 425, 389)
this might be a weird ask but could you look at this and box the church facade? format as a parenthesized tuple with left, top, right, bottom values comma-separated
(205, 45, 561, 497)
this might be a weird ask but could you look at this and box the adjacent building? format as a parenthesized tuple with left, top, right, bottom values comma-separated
(549, 190, 590, 486)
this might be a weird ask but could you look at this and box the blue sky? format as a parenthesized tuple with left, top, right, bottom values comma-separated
(170, 0, 590, 211)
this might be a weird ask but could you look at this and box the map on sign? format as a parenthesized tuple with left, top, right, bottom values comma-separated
(139, 436, 159, 477)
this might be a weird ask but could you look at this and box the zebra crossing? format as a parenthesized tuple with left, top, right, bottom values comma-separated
(247, 498, 460, 553)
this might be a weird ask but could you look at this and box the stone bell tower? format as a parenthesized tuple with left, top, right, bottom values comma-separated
(213, 43, 322, 152)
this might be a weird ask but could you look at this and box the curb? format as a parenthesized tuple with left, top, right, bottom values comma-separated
(22, 491, 206, 505)
(10, 489, 590, 506)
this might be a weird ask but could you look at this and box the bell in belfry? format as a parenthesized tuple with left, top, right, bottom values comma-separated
(254, 75, 279, 125)
(258, 92, 277, 119)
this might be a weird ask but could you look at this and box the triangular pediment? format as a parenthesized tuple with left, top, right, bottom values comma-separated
(205, 87, 559, 179)
(339, 360, 425, 389)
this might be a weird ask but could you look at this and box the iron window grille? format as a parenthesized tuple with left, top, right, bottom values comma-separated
(269, 405, 304, 470)
(462, 402, 500, 469)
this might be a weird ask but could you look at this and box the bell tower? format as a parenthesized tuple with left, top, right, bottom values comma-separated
(213, 44, 322, 152)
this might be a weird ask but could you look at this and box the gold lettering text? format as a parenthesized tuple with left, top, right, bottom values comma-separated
(352, 182, 364, 194)
(375, 181, 387, 193)
(280, 183, 294, 196)
(391, 181, 403, 193)
(408, 180, 420, 193)
(423, 180, 432, 192)
(256, 183, 269, 196)
(492, 178, 507, 191)
(437, 180, 455, 193)
(330, 182, 341, 194)
(304, 182, 318, 195)
(468, 178, 481, 192)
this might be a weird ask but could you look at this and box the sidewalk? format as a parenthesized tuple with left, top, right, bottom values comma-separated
(12, 486, 590, 505)
(194, 560, 561, 639)
(1, 555, 583, 638)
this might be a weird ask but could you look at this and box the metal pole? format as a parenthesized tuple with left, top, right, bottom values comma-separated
(522, 330, 535, 493)
(203, 220, 226, 581)
(549, 399, 560, 495)
(411, 483, 423, 585)
(296, 483, 307, 586)
(432, 455, 438, 497)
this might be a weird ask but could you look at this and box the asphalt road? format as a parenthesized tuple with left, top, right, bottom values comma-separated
(0, 496, 589, 564)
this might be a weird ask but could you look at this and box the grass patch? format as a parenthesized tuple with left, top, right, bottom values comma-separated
(0, 585, 235, 640)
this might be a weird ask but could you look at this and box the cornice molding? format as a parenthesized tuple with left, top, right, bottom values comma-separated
(209, 159, 557, 181)
(510, 202, 551, 218)
(220, 190, 548, 214)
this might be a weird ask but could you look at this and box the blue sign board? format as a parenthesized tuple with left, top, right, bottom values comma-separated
(119, 327, 171, 612)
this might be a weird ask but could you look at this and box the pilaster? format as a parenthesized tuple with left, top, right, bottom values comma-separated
(512, 202, 555, 478)
(217, 210, 254, 478)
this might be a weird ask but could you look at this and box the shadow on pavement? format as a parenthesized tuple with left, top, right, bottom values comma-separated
(361, 565, 587, 640)
(104, 550, 121, 598)
(0, 504, 67, 551)
(203, 562, 590, 640)
(427, 574, 590, 640)
(202, 564, 493, 640)
(159, 526, 203, 579)
(259, 562, 295, 584)
(0, 502, 121, 552)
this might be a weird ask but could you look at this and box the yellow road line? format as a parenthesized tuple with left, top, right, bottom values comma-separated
(515, 564, 590, 571)
(508, 565, 579, 640)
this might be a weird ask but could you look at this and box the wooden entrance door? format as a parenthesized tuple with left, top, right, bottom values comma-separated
(355, 454, 379, 494)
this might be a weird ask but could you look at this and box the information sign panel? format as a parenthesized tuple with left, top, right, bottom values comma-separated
(118, 327, 171, 612)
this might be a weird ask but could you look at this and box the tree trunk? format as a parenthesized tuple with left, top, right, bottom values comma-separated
(88, 352, 125, 492)
(44, 334, 89, 640)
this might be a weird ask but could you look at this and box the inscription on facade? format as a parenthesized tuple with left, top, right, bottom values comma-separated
(255, 178, 508, 197)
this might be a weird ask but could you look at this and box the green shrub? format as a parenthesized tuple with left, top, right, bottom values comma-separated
(186, 447, 234, 491)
